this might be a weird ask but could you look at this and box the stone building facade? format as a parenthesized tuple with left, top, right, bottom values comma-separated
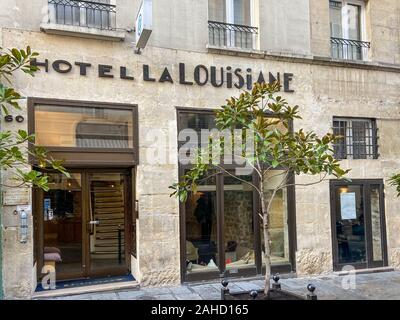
(1, 0, 400, 299)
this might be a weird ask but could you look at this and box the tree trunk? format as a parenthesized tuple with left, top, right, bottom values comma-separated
(260, 183, 271, 296)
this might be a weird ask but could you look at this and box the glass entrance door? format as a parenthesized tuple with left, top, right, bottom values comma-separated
(88, 172, 128, 277)
(331, 180, 388, 270)
(42, 172, 84, 280)
(38, 169, 131, 282)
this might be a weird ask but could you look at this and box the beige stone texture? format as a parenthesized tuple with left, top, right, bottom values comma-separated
(368, 0, 400, 65)
(389, 248, 400, 270)
(309, 0, 331, 57)
(296, 249, 333, 275)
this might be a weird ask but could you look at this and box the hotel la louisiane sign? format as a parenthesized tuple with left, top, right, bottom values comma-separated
(31, 57, 295, 92)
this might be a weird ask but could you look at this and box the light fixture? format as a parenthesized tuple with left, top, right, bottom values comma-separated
(339, 187, 349, 193)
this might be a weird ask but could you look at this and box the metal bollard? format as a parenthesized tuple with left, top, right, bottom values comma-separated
(306, 283, 318, 300)
(272, 274, 281, 290)
(221, 279, 229, 300)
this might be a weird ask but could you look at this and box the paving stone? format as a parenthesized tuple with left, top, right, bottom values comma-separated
(91, 293, 119, 300)
(153, 294, 177, 300)
(175, 293, 203, 300)
(142, 287, 172, 295)
(233, 281, 262, 291)
(40, 271, 400, 300)
(190, 284, 219, 295)
(56, 294, 93, 300)
(116, 290, 145, 300)
(250, 280, 266, 288)
(169, 286, 194, 295)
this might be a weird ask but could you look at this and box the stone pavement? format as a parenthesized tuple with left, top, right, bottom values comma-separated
(45, 271, 400, 300)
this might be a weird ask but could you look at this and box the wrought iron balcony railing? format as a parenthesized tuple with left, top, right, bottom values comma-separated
(208, 20, 258, 50)
(331, 37, 370, 61)
(48, 0, 116, 30)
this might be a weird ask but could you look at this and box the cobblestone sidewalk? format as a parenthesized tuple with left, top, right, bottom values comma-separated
(46, 271, 400, 300)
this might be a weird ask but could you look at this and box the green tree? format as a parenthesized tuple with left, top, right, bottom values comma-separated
(389, 174, 400, 197)
(170, 82, 350, 296)
(0, 46, 69, 191)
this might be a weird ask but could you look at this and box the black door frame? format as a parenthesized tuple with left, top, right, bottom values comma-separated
(330, 179, 388, 271)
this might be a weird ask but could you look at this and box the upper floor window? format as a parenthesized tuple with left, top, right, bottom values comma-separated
(329, 0, 370, 61)
(48, 0, 116, 30)
(208, 0, 258, 50)
(333, 117, 378, 160)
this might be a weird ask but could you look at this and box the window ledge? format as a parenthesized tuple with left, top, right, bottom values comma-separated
(207, 44, 264, 58)
(40, 23, 125, 42)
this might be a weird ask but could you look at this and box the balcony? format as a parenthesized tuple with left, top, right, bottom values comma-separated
(208, 20, 258, 51)
(41, 0, 125, 41)
(331, 37, 370, 61)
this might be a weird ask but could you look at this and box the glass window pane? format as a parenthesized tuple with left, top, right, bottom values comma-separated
(35, 105, 134, 149)
(330, 3, 342, 38)
(370, 185, 383, 261)
(233, 0, 251, 25)
(208, 0, 226, 21)
(333, 120, 347, 159)
(262, 170, 290, 266)
(89, 173, 126, 273)
(178, 112, 216, 161)
(43, 173, 82, 278)
(185, 172, 219, 274)
(224, 173, 255, 271)
(335, 185, 366, 264)
(347, 4, 361, 40)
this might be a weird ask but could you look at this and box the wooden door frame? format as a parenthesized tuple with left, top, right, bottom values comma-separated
(35, 168, 133, 282)
(330, 179, 388, 271)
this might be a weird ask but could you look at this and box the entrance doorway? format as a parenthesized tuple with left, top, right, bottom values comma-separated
(330, 180, 388, 271)
(35, 169, 133, 281)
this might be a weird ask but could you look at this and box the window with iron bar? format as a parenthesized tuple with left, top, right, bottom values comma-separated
(333, 117, 378, 160)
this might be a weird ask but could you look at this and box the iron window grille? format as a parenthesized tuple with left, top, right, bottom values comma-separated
(47, 0, 116, 30)
(329, 0, 342, 9)
(333, 118, 378, 160)
(208, 20, 258, 50)
(331, 37, 370, 61)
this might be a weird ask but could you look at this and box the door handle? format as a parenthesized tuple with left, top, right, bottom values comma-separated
(89, 220, 100, 225)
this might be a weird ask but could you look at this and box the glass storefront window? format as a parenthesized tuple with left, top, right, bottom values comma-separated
(178, 110, 295, 280)
(34, 104, 134, 149)
(224, 173, 255, 270)
(331, 181, 387, 270)
(261, 170, 290, 266)
(370, 185, 383, 262)
(185, 172, 219, 274)
(335, 185, 366, 264)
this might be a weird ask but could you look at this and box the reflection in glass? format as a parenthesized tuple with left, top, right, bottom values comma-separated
(370, 185, 383, 262)
(336, 185, 366, 264)
(89, 173, 126, 273)
(185, 173, 218, 273)
(329, 2, 342, 38)
(262, 170, 290, 266)
(224, 174, 255, 270)
(35, 105, 134, 148)
(43, 173, 82, 278)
